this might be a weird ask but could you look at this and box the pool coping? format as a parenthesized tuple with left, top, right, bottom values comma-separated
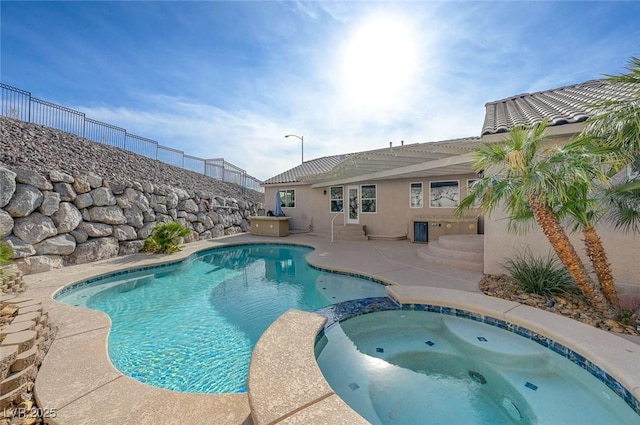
(21, 234, 640, 424)
(248, 289, 640, 424)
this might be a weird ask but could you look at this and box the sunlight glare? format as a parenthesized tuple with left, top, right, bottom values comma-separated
(340, 15, 420, 115)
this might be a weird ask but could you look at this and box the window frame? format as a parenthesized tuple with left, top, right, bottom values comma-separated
(360, 184, 377, 214)
(429, 180, 460, 208)
(329, 186, 344, 213)
(278, 189, 296, 208)
(410, 182, 423, 208)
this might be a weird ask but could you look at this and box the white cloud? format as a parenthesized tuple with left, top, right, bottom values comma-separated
(60, 1, 640, 183)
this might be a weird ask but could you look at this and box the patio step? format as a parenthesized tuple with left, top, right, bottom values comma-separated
(333, 224, 369, 241)
(418, 235, 484, 272)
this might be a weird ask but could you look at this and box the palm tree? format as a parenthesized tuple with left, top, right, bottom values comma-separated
(456, 121, 615, 317)
(583, 56, 640, 184)
(553, 55, 640, 308)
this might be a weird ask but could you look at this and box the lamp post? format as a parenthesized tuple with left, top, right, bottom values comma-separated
(285, 134, 304, 163)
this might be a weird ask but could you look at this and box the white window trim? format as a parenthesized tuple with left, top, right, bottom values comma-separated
(360, 183, 377, 214)
(329, 186, 344, 213)
(278, 188, 296, 208)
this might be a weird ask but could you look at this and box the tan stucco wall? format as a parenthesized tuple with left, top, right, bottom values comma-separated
(264, 174, 480, 237)
(482, 128, 640, 287)
(483, 208, 640, 286)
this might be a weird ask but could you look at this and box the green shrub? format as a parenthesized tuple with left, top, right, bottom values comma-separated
(503, 249, 575, 295)
(141, 222, 191, 254)
(0, 241, 14, 266)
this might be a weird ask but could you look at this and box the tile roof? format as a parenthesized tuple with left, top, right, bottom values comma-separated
(262, 154, 352, 185)
(299, 137, 482, 184)
(482, 79, 636, 135)
(263, 137, 482, 185)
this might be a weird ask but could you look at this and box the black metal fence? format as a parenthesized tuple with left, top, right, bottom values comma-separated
(0, 83, 263, 192)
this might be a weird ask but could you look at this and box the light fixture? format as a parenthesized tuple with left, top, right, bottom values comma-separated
(285, 134, 304, 163)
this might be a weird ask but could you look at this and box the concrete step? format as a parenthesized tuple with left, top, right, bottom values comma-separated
(418, 237, 484, 272)
(336, 235, 369, 241)
(418, 248, 484, 272)
(334, 225, 369, 241)
(425, 243, 484, 262)
(438, 234, 484, 252)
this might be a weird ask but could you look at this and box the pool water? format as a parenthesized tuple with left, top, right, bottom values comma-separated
(55, 244, 387, 393)
(316, 310, 640, 425)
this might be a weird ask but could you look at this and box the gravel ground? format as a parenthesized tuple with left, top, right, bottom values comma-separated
(480, 274, 640, 336)
(0, 117, 264, 205)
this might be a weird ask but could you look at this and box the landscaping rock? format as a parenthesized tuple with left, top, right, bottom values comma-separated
(67, 237, 119, 264)
(33, 234, 76, 255)
(91, 187, 116, 206)
(113, 225, 137, 241)
(77, 222, 113, 237)
(124, 205, 144, 228)
(3, 236, 35, 258)
(0, 167, 17, 208)
(51, 202, 82, 233)
(5, 184, 43, 217)
(14, 169, 52, 191)
(53, 182, 77, 201)
(38, 191, 61, 216)
(12, 214, 57, 245)
(88, 206, 127, 224)
(0, 209, 14, 238)
(118, 240, 144, 256)
(73, 192, 93, 209)
(70, 228, 89, 244)
(49, 170, 74, 183)
(16, 255, 64, 273)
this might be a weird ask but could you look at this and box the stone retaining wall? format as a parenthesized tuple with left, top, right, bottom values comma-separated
(0, 166, 261, 274)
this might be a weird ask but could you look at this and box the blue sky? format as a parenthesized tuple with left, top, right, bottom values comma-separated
(2, 1, 639, 181)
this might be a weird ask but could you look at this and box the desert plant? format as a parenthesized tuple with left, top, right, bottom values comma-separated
(0, 241, 14, 266)
(141, 222, 191, 254)
(503, 250, 575, 296)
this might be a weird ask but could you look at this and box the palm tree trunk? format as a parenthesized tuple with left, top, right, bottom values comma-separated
(583, 226, 620, 310)
(529, 196, 615, 317)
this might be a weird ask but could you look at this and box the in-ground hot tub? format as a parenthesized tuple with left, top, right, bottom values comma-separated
(312, 293, 640, 425)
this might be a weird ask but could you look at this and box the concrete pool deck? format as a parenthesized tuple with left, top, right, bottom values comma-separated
(18, 232, 640, 424)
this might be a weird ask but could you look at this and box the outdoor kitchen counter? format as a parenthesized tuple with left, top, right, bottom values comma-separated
(248, 216, 291, 237)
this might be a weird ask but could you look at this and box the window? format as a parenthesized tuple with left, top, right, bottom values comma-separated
(466, 179, 481, 207)
(361, 184, 377, 213)
(330, 186, 344, 212)
(429, 180, 459, 208)
(410, 182, 423, 208)
(279, 189, 295, 208)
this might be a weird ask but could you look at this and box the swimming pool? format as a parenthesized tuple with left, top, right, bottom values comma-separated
(55, 244, 387, 394)
(315, 308, 640, 425)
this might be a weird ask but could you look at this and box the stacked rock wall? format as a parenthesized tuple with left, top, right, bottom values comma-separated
(0, 166, 259, 274)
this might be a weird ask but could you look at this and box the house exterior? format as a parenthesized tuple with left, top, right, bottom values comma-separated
(263, 79, 640, 287)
